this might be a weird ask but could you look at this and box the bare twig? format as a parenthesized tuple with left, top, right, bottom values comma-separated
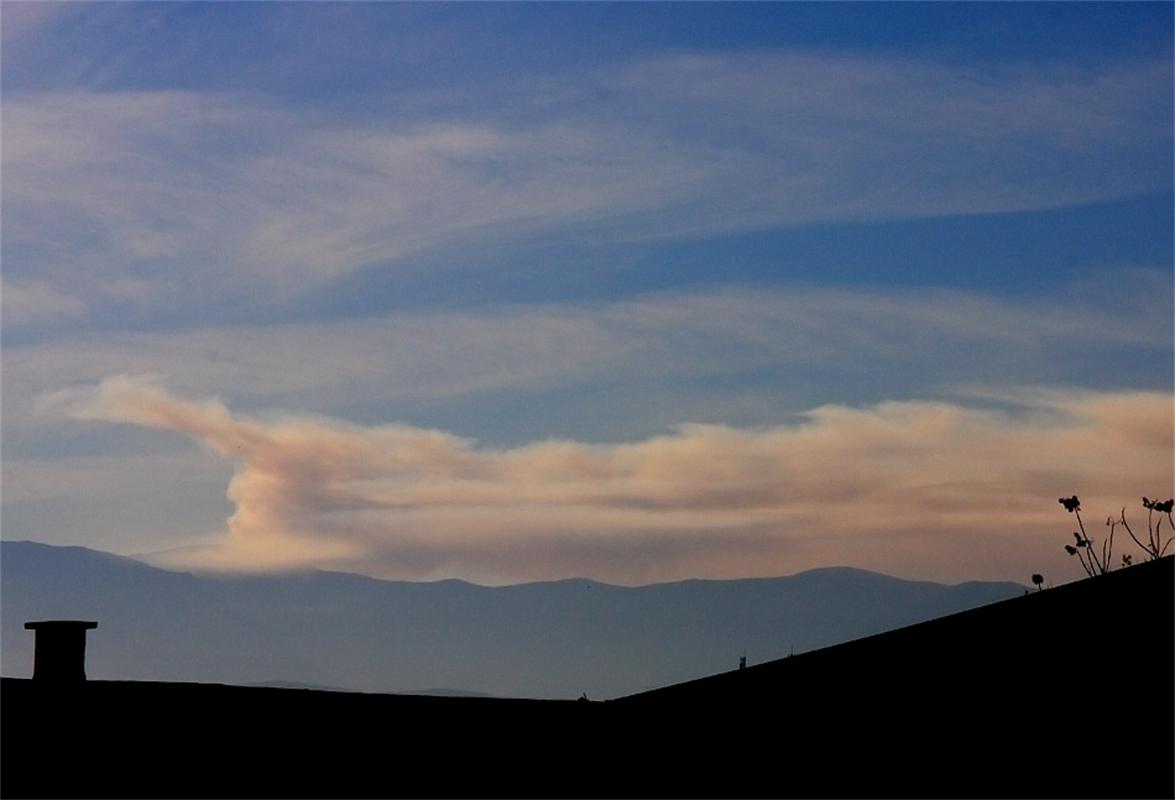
(1120, 512, 1149, 556)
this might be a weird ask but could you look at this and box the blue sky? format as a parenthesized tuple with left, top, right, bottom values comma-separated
(2, 2, 1172, 585)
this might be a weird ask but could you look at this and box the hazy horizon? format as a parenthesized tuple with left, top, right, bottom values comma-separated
(3, 3, 1172, 587)
(1, 538, 1026, 697)
(4, 537, 1031, 590)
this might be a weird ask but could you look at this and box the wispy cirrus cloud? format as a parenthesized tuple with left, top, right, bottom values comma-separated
(43, 375, 1173, 585)
(8, 277, 1168, 563)
(0, 2, 81, 47)
(3, 50, 1169, 325)
(0, 278, 85, 326)
(6, 277, 1170, 447)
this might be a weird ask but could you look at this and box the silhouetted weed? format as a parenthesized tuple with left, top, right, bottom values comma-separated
(1059, 495, 1174, 577)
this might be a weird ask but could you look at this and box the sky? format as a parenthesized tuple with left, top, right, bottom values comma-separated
(2, 2, 1172, 587)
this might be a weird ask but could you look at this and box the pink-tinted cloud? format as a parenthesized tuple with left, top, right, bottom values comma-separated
(48, 375, 1174, 585)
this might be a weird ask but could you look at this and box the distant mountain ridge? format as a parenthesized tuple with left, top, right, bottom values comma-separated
(0, 540, 1022, 699)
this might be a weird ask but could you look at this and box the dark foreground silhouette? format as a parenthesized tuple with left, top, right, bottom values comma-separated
(3, 557, 1171, 798)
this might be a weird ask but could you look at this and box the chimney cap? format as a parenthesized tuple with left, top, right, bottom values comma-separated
(24, 620, 98, 630)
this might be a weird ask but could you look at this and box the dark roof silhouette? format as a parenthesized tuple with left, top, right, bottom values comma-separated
(3, 557, 1171, 798)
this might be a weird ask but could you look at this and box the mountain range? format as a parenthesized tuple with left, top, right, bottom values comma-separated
(0, 540, 1023, 699)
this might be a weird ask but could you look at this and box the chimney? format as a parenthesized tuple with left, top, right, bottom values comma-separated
(24, 621, 98, 682)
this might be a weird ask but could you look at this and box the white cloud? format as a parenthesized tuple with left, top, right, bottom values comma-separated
(2, 51, 1168, 320)
(5, 278, 1166, 573)
(4, 279, 1168, 447)
(1, 278, 84, 326)
(43, 375, 1174, 586)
